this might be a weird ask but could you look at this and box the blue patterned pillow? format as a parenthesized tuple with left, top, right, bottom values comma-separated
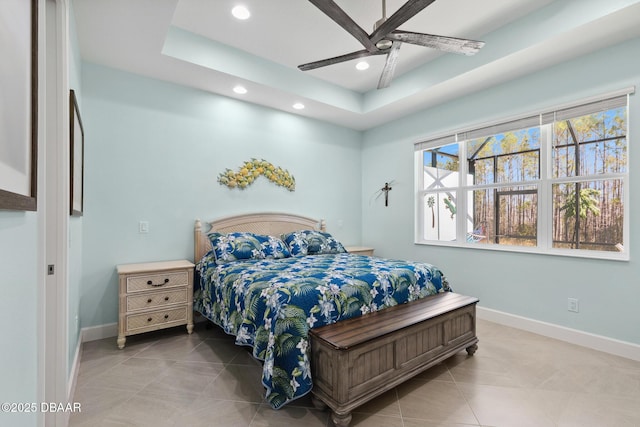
(258, 235, 291, 259)
(208, 232, 265, 265)
(307, 230, 347, 254)
(282, 230, 346, 256)
(282, 231, 309, 256)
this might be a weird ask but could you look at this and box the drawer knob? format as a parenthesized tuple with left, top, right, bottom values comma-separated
(164, 296, 169, 301)
(147, 317, 152, 322)
(147, 298, 152, 303)
(164, 314, 169, 319)
(147, 278, 170, 287)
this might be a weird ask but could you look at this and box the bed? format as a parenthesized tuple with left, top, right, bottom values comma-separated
(192, 212, 454, 410)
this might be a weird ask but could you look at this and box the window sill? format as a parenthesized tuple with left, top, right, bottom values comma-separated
(414, 239, 630, 261)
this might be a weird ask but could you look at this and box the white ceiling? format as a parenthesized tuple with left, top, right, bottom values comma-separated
(72, 0, 640, 130)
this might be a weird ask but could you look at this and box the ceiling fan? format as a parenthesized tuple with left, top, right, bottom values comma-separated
(298, 0, 485, 89)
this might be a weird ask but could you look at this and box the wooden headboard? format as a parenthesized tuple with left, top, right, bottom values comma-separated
(194, 212, 326, 262)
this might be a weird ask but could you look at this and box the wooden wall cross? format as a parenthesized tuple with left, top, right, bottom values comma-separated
(381, 182, 392, 206)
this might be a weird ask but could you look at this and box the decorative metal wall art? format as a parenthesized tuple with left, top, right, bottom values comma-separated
(218, 159, 295, 191)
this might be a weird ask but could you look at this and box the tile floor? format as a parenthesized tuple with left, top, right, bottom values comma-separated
(69, 319, 640, 427)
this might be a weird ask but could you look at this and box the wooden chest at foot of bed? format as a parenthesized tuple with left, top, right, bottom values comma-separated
(308, 292, 479, 427)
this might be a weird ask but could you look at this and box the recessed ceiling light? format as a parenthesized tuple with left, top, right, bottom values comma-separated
(292, 103, 305, 110)
(233, 85, 247, 94)
(355, 61, 370, 71)
(231, 5, 250, 20)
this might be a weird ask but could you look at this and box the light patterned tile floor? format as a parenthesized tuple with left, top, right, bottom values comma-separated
(69, 320, 640, 427)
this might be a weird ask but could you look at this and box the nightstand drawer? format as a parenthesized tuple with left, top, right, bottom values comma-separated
(126, 271, 189, 293)
(126, 306, 188, 332)
(126, 288, 188, 312)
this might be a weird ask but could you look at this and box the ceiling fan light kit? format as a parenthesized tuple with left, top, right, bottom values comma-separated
(298, 0, 485, 89)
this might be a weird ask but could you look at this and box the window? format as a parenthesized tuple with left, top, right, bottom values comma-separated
(414, 91, 631, 260)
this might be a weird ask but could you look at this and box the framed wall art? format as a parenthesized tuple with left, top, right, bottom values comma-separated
(69, 90, 84, 216)
(0, 0, 38, 211)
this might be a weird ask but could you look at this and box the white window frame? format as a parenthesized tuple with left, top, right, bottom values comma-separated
(414, 88, 633, 261)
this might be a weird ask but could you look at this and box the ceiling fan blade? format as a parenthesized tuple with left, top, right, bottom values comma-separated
(370, 0, 436, 44)
(308, 0, 377, 51)
(377, 41, 402, 89)
(389, 31, 485, 55)
(299, 49, 383, 71)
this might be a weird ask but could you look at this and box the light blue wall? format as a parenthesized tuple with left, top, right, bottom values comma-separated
(0, 6, 84, 425)
(0, 0, 50, 422)
(0, 213, 38, 427)
(362, 37, 640, 345)
(79, 63, 363, 328)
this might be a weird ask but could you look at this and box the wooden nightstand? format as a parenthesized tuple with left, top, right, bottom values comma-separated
(116, 260, 194, 349)
(345, 246, 374, 256)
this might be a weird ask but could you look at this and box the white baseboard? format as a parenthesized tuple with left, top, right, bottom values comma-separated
(81, 322, 118, 343)
(68, 334, 81, 395)
(477, 306, 640, 362)
(67, 330, 84, 405)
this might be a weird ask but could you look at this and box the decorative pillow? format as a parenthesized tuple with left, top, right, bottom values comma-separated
(258, 235, 291, 259)
(282, 231, 309, 256)
(282, 230, 346, 256)
(307, 230, 347, 254)
(207, 232, 265, 265)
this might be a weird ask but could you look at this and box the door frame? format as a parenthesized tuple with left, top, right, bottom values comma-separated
(37, 0, 70, 425)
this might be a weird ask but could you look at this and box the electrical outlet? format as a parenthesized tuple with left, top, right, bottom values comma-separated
(567, 298, 579, 313)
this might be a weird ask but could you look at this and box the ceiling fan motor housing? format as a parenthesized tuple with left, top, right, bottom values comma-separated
(376, 39, 393, 50)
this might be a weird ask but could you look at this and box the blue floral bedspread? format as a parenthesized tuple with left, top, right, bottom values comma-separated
(193, 252, 450, 409)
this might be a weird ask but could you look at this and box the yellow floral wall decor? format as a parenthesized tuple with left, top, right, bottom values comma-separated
(217, 158, 296, 191)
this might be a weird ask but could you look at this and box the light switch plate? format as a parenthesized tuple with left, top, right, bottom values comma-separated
(139, 221, 149, 233)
